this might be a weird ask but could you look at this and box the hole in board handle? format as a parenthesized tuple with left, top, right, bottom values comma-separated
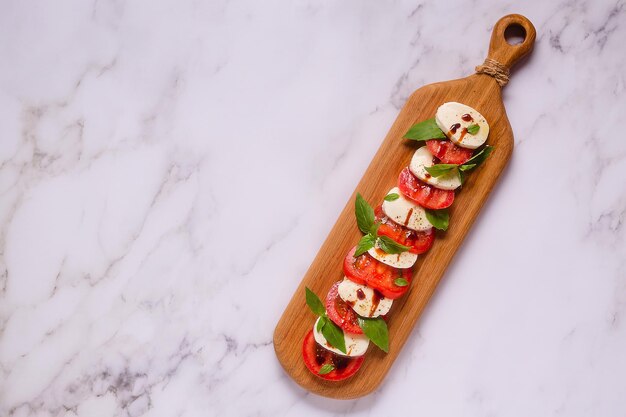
(504, 24, 526, 45)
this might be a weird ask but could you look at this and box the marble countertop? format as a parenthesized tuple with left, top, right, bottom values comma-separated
(1, 1, 625, 416)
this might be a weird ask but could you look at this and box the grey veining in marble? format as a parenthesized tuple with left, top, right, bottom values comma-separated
(0, 0, 625, 416)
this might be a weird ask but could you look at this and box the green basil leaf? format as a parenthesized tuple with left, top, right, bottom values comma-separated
(467, 124, 480, 135)
(354, 234, 376, 257)
(394, 277, 409, 287)
(357, 317, 389, 353)
(424, 164, 458, 178)
(377, 236, 411, 254)
(404, 118, 446, 141)
(425, 209, 450, 231)
(370, 220, 381, 237)
(355, 193, 375, 235)
(321, 318, 347, 354)
(384, 193, 400, 202)
(461, 146, 493, 170)
(458, 163, 476, 172)
(318, 364, 335, 375)
(305, 287, 326, 317)
(316, 316, 326, 332)
(457, 168, 465, 185)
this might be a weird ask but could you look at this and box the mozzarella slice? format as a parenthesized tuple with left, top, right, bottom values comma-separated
(313, 317, 369, 357)
(368, 241, 417, 269)
(435, 102, 489, 149)
(338, 278, 393, 318)
(409, 146, 461, 191)
(382, 187, 433, 232)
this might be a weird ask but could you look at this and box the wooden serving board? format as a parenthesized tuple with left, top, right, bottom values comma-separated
(274, 14, 536, 399)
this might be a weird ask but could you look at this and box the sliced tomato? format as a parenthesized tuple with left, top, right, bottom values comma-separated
(398, 167, 454, 210)
(302, 329, 364, 381)
(325, 281, 363, 334)
(426, 139, 474, 165)
(343, 246, 412, 299)
(375, 205, 435, 254)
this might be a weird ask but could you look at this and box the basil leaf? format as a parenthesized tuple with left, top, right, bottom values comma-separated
(316, 316, 326, 332)
(457, 168, 465, 185)
(354, 234, 376, 257)
(467, 124, 480, 135)
(318, 364, 335, 375)
(305, 287, 326, 317)
(357, 317, 389, 353)
(461, 146, 493, 170)
(355, 193, 375, 235)
(424, 164, 458, 178)
(404, 118, 446, 141)
(369, 221, 380, 237)
(377, 236, 411, 254)
(384, 193, 400, 202)
(394, 277, 409, 287)
(458, 163, 476, 172)
(425, 209, 449, 231)
(321, 318, 347, 354)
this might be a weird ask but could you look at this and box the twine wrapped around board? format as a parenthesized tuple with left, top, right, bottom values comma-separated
(476, 58, 510, 87)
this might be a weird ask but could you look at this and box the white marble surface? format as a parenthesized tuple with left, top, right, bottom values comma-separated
(1, 0, 625, 416)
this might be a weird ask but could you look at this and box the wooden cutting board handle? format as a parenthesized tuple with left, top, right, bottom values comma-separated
(486, 14, 537, 73)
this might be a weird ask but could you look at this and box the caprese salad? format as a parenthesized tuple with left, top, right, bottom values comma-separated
(302, 102, 494, 381)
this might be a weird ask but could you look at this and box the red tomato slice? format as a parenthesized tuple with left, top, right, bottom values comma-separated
(343, 246, 412, 299)
(325, 281, 363, 334)
(426, 139, 474, 165)
(302, 329, 365, 381)
(398, 167, 454, 210)
(375, 205, 435, 254)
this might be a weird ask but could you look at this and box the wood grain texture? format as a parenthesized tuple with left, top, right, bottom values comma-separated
(273, 14, 536, 399)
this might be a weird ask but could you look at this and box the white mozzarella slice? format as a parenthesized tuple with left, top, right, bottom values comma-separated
(367, 241, 417, 269)
(313, 317, 369, 357)
(409, 146, 461, 191)
(382, 187, 433, 232)
(435, 101, 489, 149)
(338, 278, 393, 318)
